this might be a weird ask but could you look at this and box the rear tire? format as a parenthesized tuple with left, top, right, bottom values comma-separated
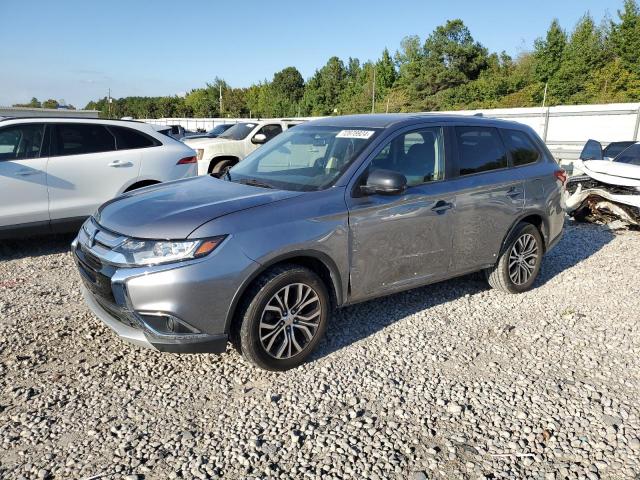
(485, 223, 543, 294)
(232, 264, 329, 371)
(211, 159, 235, 175)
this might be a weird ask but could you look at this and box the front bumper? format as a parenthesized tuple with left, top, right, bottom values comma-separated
(80, 285, 227, 353)
(72, 220, 259, 354)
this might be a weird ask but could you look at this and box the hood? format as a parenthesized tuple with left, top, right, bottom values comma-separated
(183, 137, 233, 148)
(581, 160, 640, 187)
(96, 176, 302, 239)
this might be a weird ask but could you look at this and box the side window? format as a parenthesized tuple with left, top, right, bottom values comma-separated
(109, 126, 158, 150)
(54, 124, 116, 156)
(0, 124, 45, 161)
(502, 129, 540, 166)
(614, 144, 640, 165)
(370, 127, 445, 186)
(258, 124, 283, 141)
(455, 127, 508, 175)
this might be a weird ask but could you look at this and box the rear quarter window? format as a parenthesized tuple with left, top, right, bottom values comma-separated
(109, 126, 160, 150)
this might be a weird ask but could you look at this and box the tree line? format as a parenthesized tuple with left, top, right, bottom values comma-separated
(73, 0, 640, 118)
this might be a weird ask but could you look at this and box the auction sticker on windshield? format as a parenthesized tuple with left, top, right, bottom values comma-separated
(336, 130, 375, 139)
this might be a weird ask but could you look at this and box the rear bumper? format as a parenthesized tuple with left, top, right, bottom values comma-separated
(81, 285, 228, 353)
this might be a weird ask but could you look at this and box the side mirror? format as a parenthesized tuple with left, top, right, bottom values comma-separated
(251, 133, 267, 145)
(360, 169, 407, 196)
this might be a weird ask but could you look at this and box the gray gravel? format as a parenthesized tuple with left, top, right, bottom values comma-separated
(1, 220, 639, 479)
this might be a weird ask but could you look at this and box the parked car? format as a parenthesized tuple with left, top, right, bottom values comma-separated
(180, 123, 235, 141)
(579, 139, 636, 161)
(73, 114, 565, 370)
(152, 124, 194, 140)
(183, 119, 304, 176)
(0, 117, 197, 238)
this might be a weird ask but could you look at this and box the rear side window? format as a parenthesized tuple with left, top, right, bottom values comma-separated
(455, 126, 508, 175)
(502, 129, 540, 166)
(109, 126, 158, 150)
(54, 124, 116, 156)
(0, 124, 45, 160)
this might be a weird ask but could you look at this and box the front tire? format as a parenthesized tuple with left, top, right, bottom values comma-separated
(233, 265, 329, 371)
(485, 223, 543, 294)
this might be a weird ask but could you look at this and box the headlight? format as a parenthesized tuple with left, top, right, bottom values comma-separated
(113, 236, 225, 266)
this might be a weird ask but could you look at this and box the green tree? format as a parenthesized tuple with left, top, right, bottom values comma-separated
(301, 56, 346, 115)
(422, 19, 489, 93)
(611, 0, 640, 74)
(534, 19, 567, 82)
(13, 97, 42, 108)
(550, 14, 607, 103)
(42, 99, 59, 109)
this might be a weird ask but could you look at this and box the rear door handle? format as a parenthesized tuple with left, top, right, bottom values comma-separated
(15, 169, 40, 176)
(431, 200, 454, 214)
(108, 160, 133, 167)
(506, 187, 523, 199)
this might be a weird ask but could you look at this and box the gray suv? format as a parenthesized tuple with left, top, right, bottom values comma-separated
(73, 114, 565, 370)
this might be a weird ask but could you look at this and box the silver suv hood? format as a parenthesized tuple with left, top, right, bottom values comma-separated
(96, 176, 301, 239)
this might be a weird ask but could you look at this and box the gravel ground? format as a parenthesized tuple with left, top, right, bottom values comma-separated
(0, 220, 639, 480)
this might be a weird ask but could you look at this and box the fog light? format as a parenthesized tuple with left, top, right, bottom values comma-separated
(139, 313, 200, 335)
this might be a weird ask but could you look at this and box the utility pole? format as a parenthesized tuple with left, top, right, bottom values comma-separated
(219, 84, 223, 118)
(542, 82, 548, 108)
(108, 88, 112, 118)
(371, 66, 376, 114)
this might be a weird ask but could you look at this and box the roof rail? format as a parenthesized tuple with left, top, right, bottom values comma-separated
(0, 116, 145, 123)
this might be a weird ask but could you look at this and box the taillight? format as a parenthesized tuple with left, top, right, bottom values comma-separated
(177, 156, 197, 165)
(554, 169, 567, 185)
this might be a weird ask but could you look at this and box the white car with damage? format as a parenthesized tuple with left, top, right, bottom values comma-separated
(183, 120, 303, 176)
(566, 143, 640, 227)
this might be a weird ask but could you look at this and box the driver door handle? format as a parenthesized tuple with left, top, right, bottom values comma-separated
(108, 160, 133, 168)
(431, 200, 454, 214)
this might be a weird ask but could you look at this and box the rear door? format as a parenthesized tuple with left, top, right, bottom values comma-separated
(449, 125, 524, 273)
(47, 123, 142, 221)
(0, 123, 49, 227)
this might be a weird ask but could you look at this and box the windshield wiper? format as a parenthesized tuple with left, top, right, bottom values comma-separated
(237, 178, 275, 189)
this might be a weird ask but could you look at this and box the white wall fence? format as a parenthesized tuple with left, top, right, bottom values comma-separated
(138, 103, 640, 164)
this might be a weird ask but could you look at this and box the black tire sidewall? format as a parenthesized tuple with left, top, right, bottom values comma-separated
(501, 223, 543, 293)
(212, 159, 234, 174)
(240, 268, 329, 371)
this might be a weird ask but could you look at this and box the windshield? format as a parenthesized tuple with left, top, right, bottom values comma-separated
(207, 124, 231, 136)
(604, 141, 635, 158)
(218, 122, 257, 140)
(614, 143, 640, 166)
(227, 126, 379, 191)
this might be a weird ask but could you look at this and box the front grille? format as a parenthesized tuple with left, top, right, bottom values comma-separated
(94, 295, 140, 329)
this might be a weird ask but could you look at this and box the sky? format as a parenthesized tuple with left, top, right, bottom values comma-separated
(0, 0, 626, 109)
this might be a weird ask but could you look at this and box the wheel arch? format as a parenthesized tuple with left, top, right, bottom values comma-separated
(499, 211, 549, 257)
(224, 250, 344, 333)
(208, 155, 240, 173)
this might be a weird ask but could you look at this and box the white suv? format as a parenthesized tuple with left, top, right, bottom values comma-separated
(0, 117, 197, 238)
(183, 119, 303, 176)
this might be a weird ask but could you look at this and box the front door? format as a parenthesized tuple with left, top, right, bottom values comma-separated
(347, 126, 455, 300)
(47, 123, 142, 221)
(0, 123, 49, 228)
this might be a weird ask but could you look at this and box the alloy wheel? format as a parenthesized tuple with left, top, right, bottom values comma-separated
(259, 283, 322, 359)
(508, 233, 539, 285)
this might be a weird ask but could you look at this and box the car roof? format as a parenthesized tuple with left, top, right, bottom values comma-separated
(0, 116, 160, 135)
(304, 113, 529, 130)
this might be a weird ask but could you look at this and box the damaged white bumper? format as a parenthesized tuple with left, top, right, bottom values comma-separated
(565, 160, 640, 227)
